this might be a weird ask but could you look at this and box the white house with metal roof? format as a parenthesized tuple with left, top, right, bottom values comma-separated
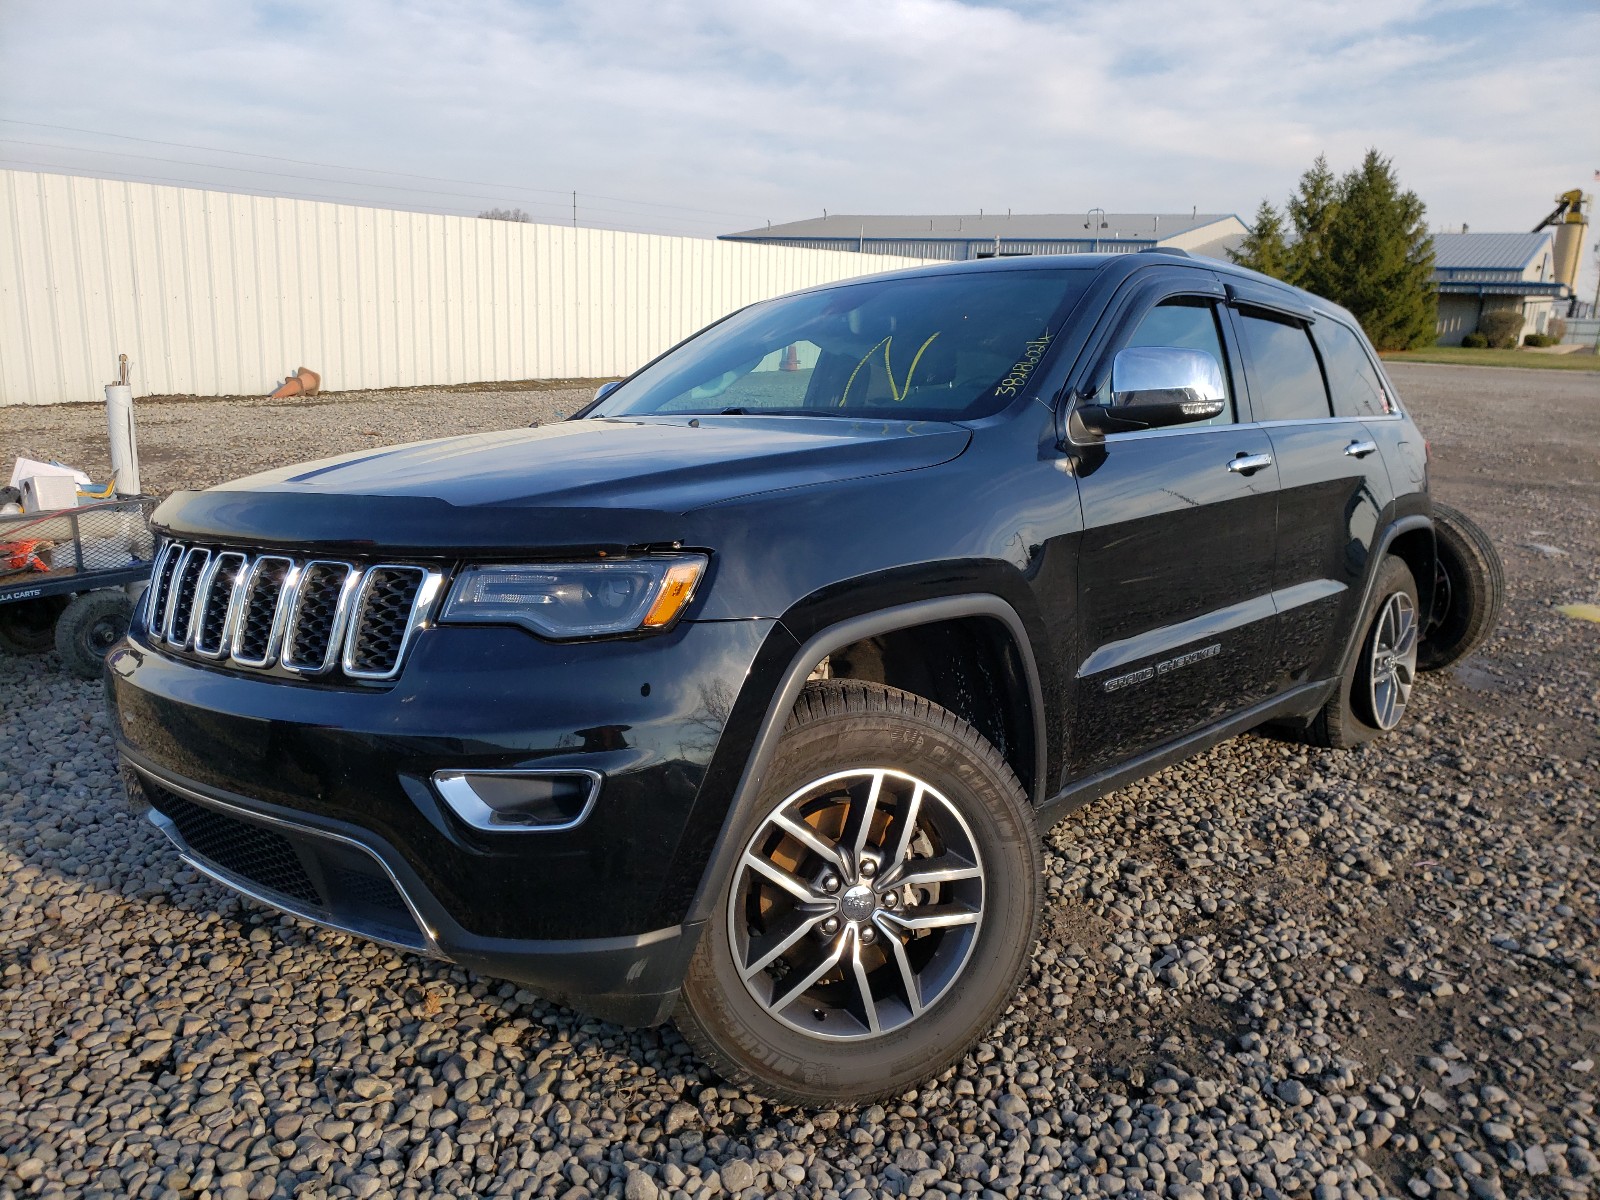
(1431, 231, 1566, 345)
(721, 212, 1248, 262)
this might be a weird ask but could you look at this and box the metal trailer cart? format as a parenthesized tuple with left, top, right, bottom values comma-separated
(1, 355, 155, 679)
(0, 496, 158, 678)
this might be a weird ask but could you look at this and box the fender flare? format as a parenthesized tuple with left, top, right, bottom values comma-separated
(682, 594, 1047, 927)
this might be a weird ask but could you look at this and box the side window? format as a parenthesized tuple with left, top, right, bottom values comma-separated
(1315, 320, 1393, 417)
(1235, 310, 1331, 421)
(1098, 297, 1235, 427)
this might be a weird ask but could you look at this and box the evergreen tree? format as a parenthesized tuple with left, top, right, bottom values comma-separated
(1285, 154, 1340, 293)
(1229, 200, 1292, 280)
(1320, 150, 1436, 350)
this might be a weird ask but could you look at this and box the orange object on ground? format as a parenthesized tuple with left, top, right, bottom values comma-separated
(268, 367, 321, 398)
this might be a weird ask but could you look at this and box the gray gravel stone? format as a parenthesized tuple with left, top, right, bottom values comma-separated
(1278, 1079, 1314, 1107)
(720, 1158, 755, 1191)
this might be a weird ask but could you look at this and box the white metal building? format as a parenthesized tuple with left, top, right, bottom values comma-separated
(0, 170, 932, 407)
(1430, 231, 1567, 345)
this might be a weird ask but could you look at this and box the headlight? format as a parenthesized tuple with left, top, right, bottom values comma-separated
(439, 554, 707, 639)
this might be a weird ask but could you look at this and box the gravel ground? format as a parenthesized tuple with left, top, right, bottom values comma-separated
(1, 364, 1597, 1200)
(1, 381, 596, 495)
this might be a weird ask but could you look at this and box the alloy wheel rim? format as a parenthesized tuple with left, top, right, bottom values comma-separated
(1368, 591, 1419, 730)
(727, 767, 984, 1040)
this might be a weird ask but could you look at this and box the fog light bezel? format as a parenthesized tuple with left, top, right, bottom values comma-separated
(431, 768, 603, 833)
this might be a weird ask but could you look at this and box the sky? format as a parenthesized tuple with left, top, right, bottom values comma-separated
(2, 0, 1597, 294)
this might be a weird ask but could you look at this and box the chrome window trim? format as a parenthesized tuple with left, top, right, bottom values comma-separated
(229, 556, 299, 668)
(165, 546, 212, 650)
(136, 763, 439, 955)
(1101, 413, 1401, 443)
(341, 567, 445, 681)
(281, 561, 361, 675)
(1249, 415, 1400, 428)
(431, 768, 603, 833)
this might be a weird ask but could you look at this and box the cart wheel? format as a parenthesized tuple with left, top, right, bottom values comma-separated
(0, 595, 69, 656)
(54, 590, 135, 680)
(1418, 501, 1505, 672)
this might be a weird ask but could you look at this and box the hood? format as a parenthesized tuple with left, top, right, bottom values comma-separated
(154, 415, 970, 555)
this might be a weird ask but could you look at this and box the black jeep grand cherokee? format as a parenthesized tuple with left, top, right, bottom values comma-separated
(109, 251, 1434, 1105)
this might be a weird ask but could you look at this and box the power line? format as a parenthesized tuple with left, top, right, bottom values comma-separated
(0, 118, 768, 223)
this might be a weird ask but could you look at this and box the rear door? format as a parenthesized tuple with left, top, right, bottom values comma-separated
(1224, 284, 1393, 686)
(1066, 270, 1281, 778)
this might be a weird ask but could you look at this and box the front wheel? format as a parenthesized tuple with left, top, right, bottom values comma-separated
(677, 680, 1040, 1107)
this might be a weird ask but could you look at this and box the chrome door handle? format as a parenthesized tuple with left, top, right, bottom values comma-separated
(1344, 439, 1378, 458)
(1227, 453, 1273, 475)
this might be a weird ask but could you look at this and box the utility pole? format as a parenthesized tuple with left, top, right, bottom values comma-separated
(572, 192, 577, 228)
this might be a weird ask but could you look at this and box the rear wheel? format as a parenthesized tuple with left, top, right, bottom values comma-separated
(0, 595, 68, 656)
(677, 680, 1040, 1107)
(1306, 555, 1420, 748)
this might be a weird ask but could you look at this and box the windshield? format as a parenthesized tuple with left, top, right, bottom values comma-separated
(589, 268, 1089, 422)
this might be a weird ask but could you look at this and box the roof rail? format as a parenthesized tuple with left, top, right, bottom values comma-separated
(1137, 246, 1189, 256)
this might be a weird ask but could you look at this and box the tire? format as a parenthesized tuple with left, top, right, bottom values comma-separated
(677, 679, 1041, 1107)
(54, 589, 134, 680)
(1418, 501, 1503, 672)
(0, 595, 69, 656)
(1306, 555, 1420, 749)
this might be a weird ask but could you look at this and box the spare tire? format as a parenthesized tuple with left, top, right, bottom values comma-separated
(1418, 501, 1504, 672)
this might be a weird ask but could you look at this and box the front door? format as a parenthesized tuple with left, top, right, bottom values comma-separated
(1068, 285, 1281, 778)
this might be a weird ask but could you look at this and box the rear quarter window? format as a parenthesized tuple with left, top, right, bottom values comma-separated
(1315, 320, 1394, 418)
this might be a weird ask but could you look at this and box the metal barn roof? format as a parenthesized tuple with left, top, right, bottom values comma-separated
(1430, 231, 1553, 272)
(725, 212, 1239, 242)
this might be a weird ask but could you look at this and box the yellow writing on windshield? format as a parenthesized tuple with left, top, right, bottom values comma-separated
(993, 332, 1052, 398)
(840, 332, 942, 406)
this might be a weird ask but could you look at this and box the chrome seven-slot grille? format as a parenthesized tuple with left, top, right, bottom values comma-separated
(144, 542, 445, 682)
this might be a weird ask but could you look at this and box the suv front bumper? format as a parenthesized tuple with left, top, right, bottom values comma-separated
(107, 617, 785, 1025)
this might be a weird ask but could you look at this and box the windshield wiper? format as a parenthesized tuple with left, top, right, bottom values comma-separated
(719, 407, 749, 415)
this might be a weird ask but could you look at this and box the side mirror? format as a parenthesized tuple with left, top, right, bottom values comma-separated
(592, 381, 622, 403)
(1073, 346, 1227, 436)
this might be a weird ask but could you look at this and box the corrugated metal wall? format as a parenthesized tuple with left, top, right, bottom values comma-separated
(0, 170, 931, 406)
(1563, 317, 1600, 346)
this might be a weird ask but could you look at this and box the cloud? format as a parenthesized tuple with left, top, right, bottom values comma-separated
(0, 0, 1595, 268)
